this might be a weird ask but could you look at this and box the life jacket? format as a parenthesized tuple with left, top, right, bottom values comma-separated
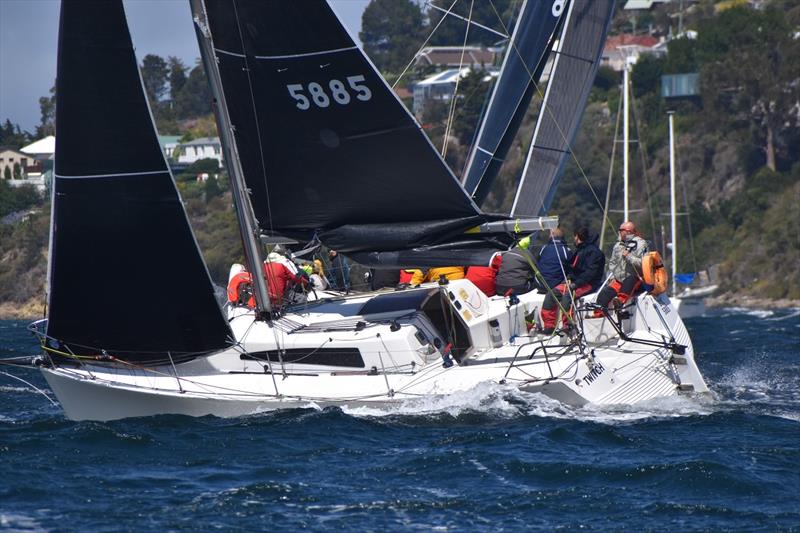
(426, 266, 465, 283)
(227, 272, 255, 308)
(399, 269, 417, 284)
(642, 251, 668, 296)
(465, 266, 496, 296)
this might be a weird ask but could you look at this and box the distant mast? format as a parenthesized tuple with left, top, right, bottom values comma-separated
(668, 111, 677, 295)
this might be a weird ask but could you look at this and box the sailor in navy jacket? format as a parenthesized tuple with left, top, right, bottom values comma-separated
(537, 228, 573, 289)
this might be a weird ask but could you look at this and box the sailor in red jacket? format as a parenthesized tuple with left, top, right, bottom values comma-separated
(263, 246, 308, 307)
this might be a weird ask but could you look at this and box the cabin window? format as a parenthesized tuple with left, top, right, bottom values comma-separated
(241, 348, 365, 368)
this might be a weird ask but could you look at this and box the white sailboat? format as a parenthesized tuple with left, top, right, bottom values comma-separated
(30, 0, 708, 421)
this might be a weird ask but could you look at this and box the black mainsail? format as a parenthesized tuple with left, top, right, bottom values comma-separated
(461, 0, 568, 205)
(191, 0, 493, 257)
(46, 0, 232, 363)
(511, 0, 615, 216)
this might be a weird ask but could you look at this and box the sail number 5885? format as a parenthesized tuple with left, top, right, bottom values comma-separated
(287, 75, 372, 110)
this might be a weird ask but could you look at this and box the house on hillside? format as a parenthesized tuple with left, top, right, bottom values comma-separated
(415, 46, 499, 69)
(411, 67, 499, 115)
(158, 135, 181, 160)
(20, 135, 55, 179)
(602, 33, 663, 71)
(1, 146, 32, 179)
(176, 137, 223, 167)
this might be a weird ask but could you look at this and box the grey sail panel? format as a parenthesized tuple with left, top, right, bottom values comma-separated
(195, 0, 485, 252)
(461, 0, 567, 205)
(511, 0, 615, 216)
(47, 0, 232, 363)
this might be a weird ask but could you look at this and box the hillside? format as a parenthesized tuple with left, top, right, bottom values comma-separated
(0, 0, 798, 319)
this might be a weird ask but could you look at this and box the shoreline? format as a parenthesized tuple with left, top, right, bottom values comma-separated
(1, 292, 798, 321)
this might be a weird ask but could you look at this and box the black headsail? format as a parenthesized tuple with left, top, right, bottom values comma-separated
(46, 0, 232, 364)
(461, 0, 568, 205)
(511, 0, 615, 216)
(191, 0, 498, 261)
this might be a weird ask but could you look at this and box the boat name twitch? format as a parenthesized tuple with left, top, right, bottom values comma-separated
(583, 361, 606, 385)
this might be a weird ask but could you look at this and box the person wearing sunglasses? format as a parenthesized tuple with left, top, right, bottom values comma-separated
(594, 220, 649, 313)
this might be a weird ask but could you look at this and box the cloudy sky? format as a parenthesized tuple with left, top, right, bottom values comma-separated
(0, 0, 370, 134)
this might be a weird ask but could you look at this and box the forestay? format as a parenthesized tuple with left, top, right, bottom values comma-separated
(47, 0, 232, 363)
(511, 0, 615, 216)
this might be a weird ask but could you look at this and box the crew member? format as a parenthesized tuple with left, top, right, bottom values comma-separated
(540, 227, 605, 333)
(595, 220, 648, 312)
(263, 245, 309, 307)
(536, 227, 572, 290)
(495, 236, 538, 296)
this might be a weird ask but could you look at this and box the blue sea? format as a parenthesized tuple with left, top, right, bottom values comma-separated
(1, 308, 799, 531)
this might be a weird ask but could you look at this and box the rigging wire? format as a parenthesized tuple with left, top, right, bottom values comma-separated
(391, 0, 461, 91)
(628, 79, 662, 246)
(600, 93, 624, 250)
(674, 128, 699, 273)
(442, 0, 475, 158)
(486, 0, 612, 226)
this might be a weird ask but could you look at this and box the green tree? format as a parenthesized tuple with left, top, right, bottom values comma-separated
(631, 54, 664, 97)
(427, 0, 515, 48)
(141, 54, 169, 103)
(699, 6, 800, 171)
(174, 63, 211, 118)
(3, 166, 11, 180)
(360, 0, 423, 73)
(168, 56, 187, 100)
(0, 119, 30, 149)
(37, 84, 56, 138)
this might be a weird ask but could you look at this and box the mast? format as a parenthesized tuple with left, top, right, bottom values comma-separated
(623, 61, 630, 222)
(191, 0, 271, 319)
(668, 111, 677, 295)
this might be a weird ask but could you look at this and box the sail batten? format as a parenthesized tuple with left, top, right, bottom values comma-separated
(47, 0, 232, 363)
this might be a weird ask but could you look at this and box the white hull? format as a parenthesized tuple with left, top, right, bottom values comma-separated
(38, 280, 708, 421)
(671, 284, 718, 319)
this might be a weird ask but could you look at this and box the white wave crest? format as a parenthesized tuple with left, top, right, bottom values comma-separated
(340, 381, 713, 425)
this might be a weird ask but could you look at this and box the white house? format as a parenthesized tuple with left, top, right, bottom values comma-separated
(412, 68, 500, 115)
(177, 137, 223, 167)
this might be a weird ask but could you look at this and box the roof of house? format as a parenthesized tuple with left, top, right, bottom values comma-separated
(415, 68, 471, 87)
(180, 137, 220, 146)
(0, 146, 30, 156)
(416, 46, 497, 67)
(20, 135, 55, 155)
(604, 33, 661, 52)
(415, 67, 499, 87)
(158, 135, 181, 147)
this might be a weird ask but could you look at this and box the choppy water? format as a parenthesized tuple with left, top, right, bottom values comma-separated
(1, 309, 798, 531)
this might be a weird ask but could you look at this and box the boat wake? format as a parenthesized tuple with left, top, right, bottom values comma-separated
(332, 381, 714, 425)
